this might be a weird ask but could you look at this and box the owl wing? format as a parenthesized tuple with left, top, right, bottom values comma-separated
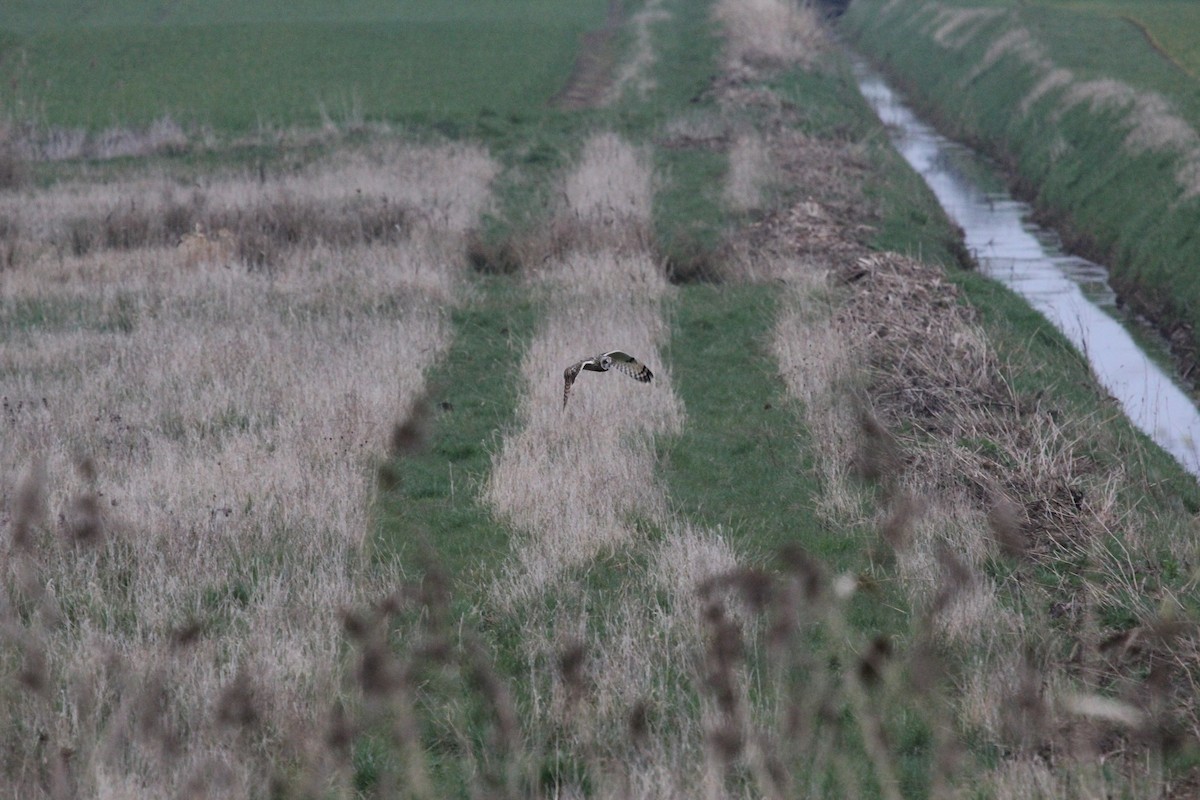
(602, 351, 653, 383)
(563, 360, 586, 408)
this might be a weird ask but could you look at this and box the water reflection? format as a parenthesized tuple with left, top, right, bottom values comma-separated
(853, 60, 1200, 477)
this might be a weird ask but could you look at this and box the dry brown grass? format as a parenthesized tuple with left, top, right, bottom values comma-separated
(772, 262, 865, 523)
(0, 142, 496, 796)
(484, 257, 683, 605)
(8, 114, 191, 163)
(768, 232, 1197, 795)
(0, 126, 26, 191)
(0, 141, 494, 268)
(7, 112, 394, 165)
(713, 0, 827, 79)
(964, 25, 1045, 85)
(482, 133, 771, 792)
(930, 6, 1005, 49)
(562, 132, 656, 228)
(486, 133, 682, 605)
(724, 131, 772, 213)
(606, 0, 670, 105)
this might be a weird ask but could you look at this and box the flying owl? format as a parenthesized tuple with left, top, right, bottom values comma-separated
(562, 350, 653, 408)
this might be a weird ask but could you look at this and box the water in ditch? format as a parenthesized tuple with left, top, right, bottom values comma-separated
(852, 57, 1200, 478)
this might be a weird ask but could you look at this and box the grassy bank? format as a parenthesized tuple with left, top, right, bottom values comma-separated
(839, 0, 1200, 374)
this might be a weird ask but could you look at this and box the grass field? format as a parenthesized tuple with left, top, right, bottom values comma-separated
(0, 0, 610, 132)
(1033, 1, 1200, 80)
(3, 0, 1200, 797)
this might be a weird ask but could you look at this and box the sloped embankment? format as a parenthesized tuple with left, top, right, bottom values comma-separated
(699, 2, 1200, 786)
(761, 134, 1200, 794)
(840, 0, 1200, 378)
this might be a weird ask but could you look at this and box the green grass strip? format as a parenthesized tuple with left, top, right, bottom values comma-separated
(663, 282, 939, 797)
(372, 274, 535, 597)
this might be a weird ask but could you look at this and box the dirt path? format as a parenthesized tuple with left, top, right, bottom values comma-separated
(552, 0, 624, 109)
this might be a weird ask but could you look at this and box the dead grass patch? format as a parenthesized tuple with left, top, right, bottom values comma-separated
(772, 261, 865, 523)
(724, 130, 772, 213)
(713, 0, 828, 78)
(0, 141, 496, 268)
(0, 143, 495, 795)
(930, 6, 1005, 49)
(8, 115, 191, 163)
(485, 249, 681, 605)
(564, 131, 655, 227)
(964, 26, 1048, 86)
(0, 127, 26, 191)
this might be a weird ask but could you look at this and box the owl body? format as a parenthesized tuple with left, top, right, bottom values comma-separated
(562, 350, 653, 408)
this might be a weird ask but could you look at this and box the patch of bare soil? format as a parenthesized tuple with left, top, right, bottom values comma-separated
(553, 0, 624, 110)
(736, 146, 876, 263)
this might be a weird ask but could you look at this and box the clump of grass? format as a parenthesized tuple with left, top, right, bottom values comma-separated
(0, 126, 27, 190)
(713, 0, 827, 78)
(0, 140, 497, 269)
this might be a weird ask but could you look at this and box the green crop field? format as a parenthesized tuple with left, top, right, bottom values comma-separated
(0, 0, 610, 130)
(1036, 0, 1200, 78)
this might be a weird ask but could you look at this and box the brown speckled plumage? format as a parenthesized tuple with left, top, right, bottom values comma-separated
(562, 350, 653, 408)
